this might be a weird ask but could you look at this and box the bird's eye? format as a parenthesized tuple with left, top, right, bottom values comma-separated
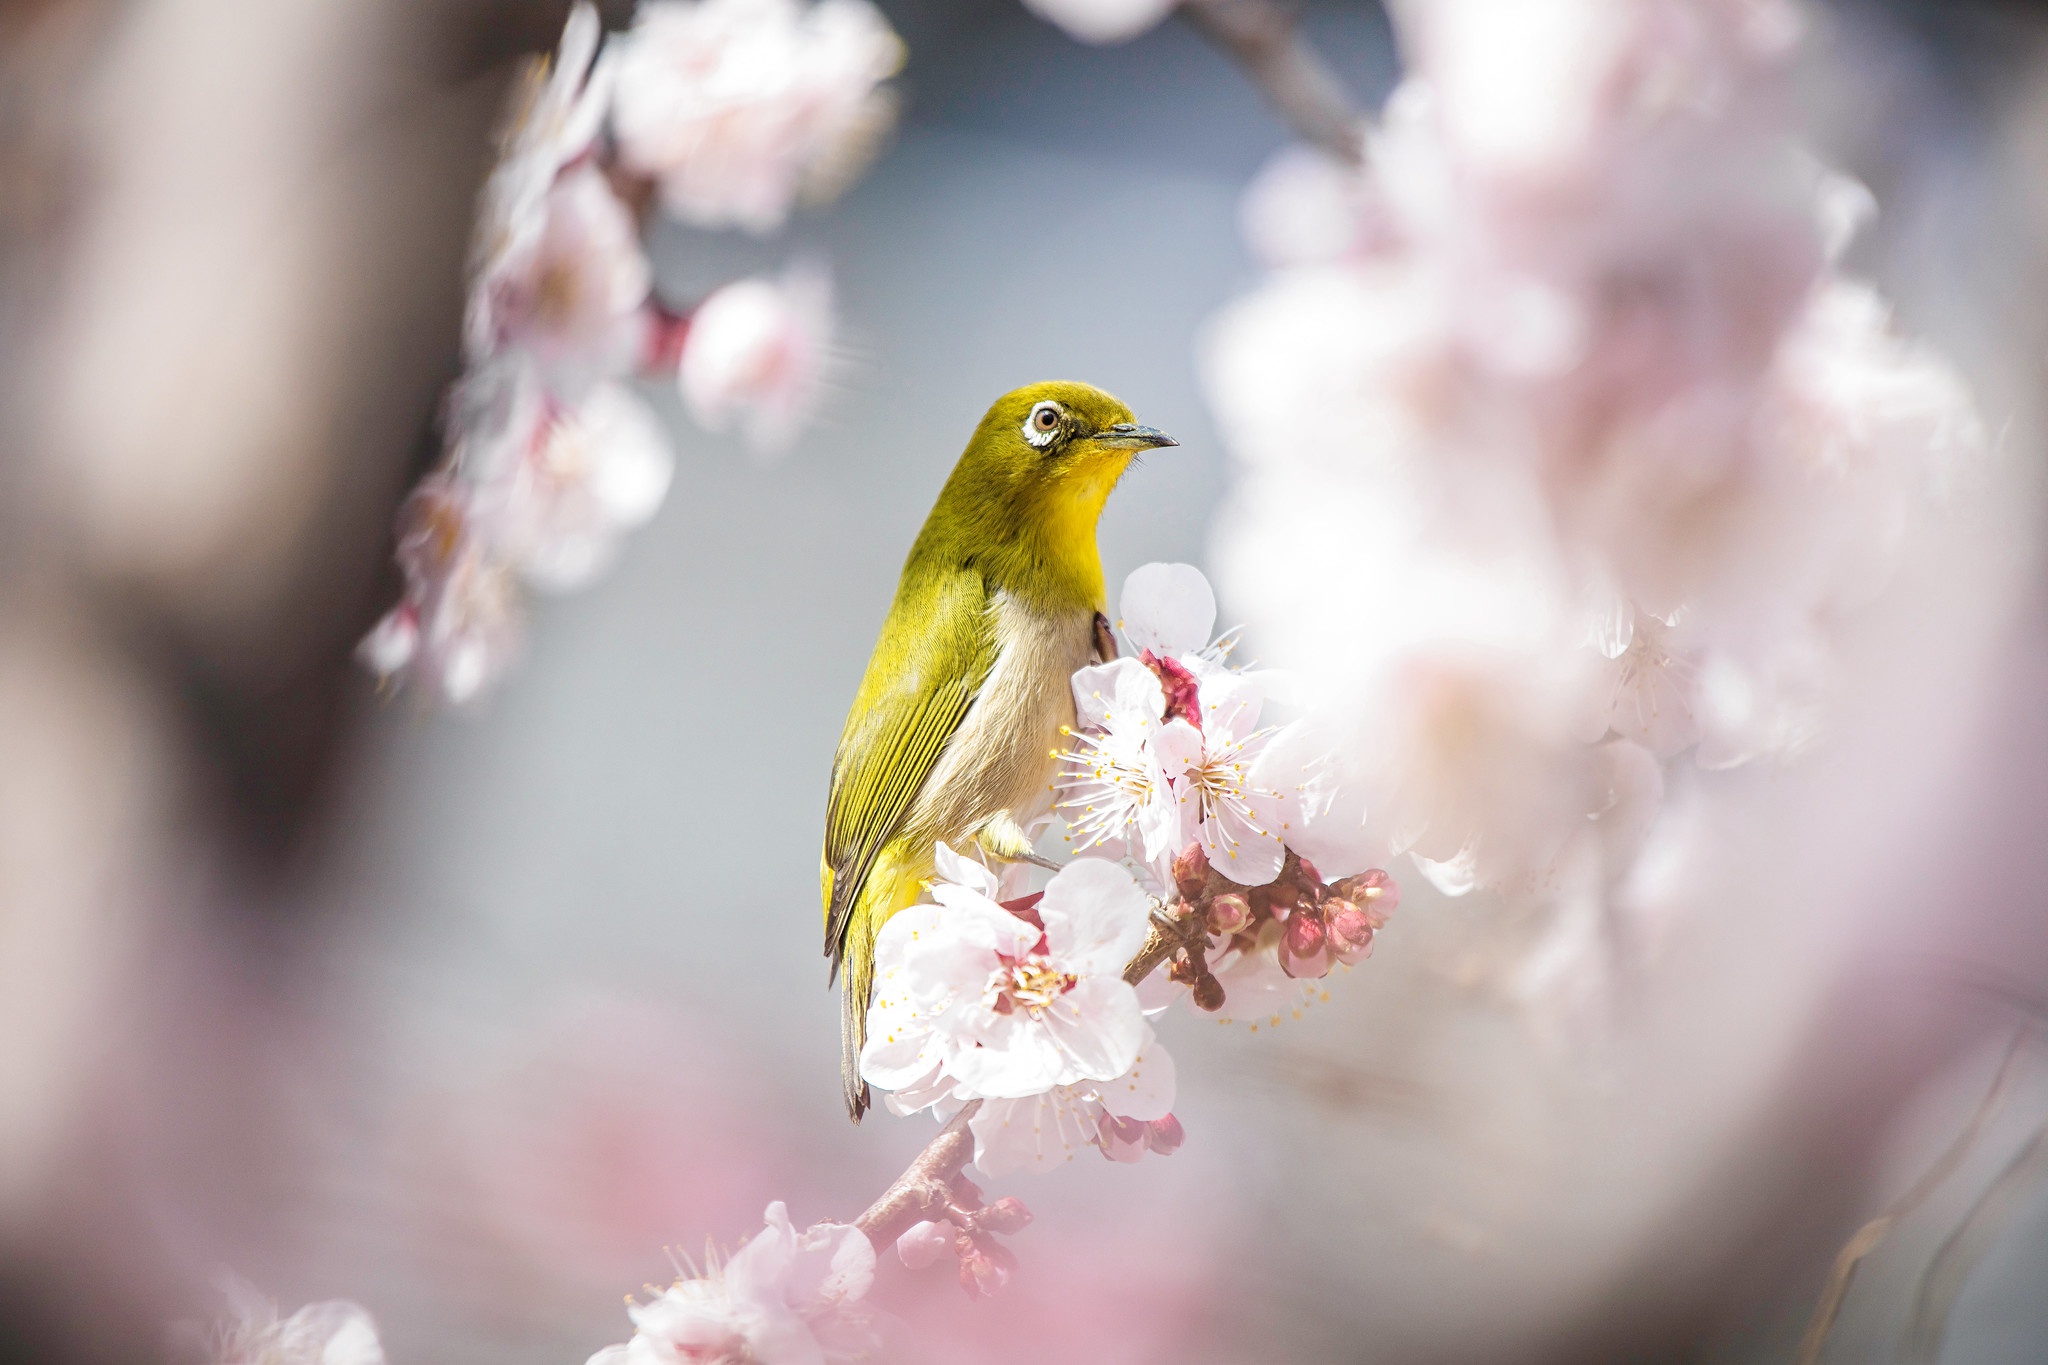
(1021, 402, 1064, 448)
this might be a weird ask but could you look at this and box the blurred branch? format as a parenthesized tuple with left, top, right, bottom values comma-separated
(1906, 1107, 2048, 1363)
(1793, 1030, 2028, 1365)
(1178, 0, 1363, 164)
(435, 0, 636, 77)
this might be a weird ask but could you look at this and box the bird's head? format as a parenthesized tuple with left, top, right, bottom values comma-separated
(935, 381, 1178, 605)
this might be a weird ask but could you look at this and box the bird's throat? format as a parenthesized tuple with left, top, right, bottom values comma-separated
(1026, 452, 1131, 609)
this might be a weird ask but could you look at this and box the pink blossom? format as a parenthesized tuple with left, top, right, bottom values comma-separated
(610, 0, 904, 234)
(678, 264, 835, 457)
(480, 376, 676, 593)
(467, 161, 651, 386)
(586, 1202, 875, 1365)
(471, 4, 618, 336)
(358, 477, 524, 705)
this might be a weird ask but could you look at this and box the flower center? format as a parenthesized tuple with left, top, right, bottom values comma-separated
(988, 954, 1076, 1017)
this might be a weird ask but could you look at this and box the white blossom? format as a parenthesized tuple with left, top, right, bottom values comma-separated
(586, 1202, 875, 1365)
(203, 1283, 384, 1365)
(679, 264, 835, 457)
(860, 850, 1154, 1103)
(964, 1026, 1177, 1175)
(1057, 657, 1196, 866)
(610, 0, 904, 234)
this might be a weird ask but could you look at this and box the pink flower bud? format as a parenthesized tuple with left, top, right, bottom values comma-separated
(1334, 869, 1399, 925)
(1327, 902, 1377, 964)
(896, 1219, 957, 1270)
(978, 1197, 1033, 1236)
(1284, 908, 1326, 960)
(1146, 1114, 1186, 1156)
(1206, 893, 1252, 936)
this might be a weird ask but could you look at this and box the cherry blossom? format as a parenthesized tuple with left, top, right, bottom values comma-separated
(477, 375, 676, 593)
(860, 851, 1154, 1104)
(471, 3, 618, 330)
(202, 1284, 385, 1365)
(1201, 0, 1985, 1025)
(1056, 657, 1196, 866)
(586, 1202, 876, 1365)
(466, 161, 652, 388)
(357, 477, 524, 705)
(678, 264, 836, 458)
(610, 0, 905, 234)
(963, 1026, 1179, 1176)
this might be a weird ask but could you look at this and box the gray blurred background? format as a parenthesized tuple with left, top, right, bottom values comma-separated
(5, 1, 2048, 1362)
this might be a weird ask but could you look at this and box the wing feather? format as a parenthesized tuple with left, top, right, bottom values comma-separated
(823, 568, 994, 965)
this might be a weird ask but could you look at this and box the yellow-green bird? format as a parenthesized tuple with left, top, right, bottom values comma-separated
(821, 381, 1177, 1119)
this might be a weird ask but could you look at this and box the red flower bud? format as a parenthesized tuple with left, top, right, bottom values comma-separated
(1099, 1113, 1148, 1148)
(1284, 907, 1325, 959)
(977, 1197, 1033, 1235)
(1147, 1114, 1186, 1156)
(1172, 842, 1210, 902)
(1191, 971, 1226, 1012)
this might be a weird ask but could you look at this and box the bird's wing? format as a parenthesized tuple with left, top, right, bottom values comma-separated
(823, 566, 996, 968)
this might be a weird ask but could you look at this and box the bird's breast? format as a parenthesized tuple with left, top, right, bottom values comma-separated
(904, 591, 1096, 844)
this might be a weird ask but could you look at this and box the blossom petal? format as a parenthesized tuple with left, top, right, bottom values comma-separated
(1096, 1028, 1176, 1121)
(1070, 656, 1165, 731)
(1038, 975, 1145, 1083)
(1118, 562, 1217, 660)
(1039, 858, 1153, 977)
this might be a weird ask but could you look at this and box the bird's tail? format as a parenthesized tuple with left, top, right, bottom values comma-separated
(840, 951, 872, 1121)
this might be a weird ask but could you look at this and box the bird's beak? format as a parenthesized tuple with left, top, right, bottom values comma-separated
(1097, 422, 1179, 449)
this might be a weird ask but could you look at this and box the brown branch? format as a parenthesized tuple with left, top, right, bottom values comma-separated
(1793, 1030, 2029, 1365)
(853, 1101, 983, 1250)
(1178, 0, 1364, 165)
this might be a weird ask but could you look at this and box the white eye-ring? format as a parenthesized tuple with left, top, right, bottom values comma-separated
(1022, 401, 1062, 448)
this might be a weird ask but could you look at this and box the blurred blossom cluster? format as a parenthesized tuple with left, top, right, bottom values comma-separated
(1203, 0, 1987, 1023)
(585, 1202, 878, 1365)
(190, 1286, 385, 1365)
(856, 565, 1394, 1277)
(361, 0, 901, 703)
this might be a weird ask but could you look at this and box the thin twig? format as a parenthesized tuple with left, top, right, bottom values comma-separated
(1792, 1030, 2028, 1365)
(1177, 0, 1363, 164)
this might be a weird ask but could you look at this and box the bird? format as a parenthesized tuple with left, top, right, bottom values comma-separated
(821, 381, 1178, 1120)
